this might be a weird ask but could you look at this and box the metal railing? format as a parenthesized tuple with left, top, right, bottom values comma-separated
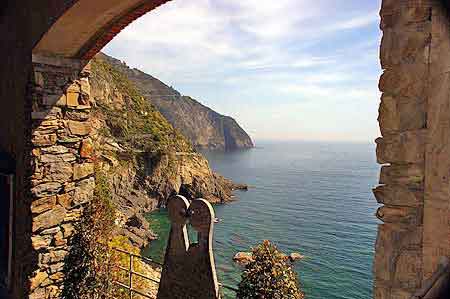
(110, 247, 162, 299)
(108, 247, 238, 298)
(411, 257, 450, 299)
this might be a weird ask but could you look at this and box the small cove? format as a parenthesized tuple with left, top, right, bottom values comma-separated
(143, 140, 380, 299)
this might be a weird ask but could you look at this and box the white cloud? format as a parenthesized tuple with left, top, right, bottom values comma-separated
(103, 0, 382, 141)
(334, 11, 379, 30)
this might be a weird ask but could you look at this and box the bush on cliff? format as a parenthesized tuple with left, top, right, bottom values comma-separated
(62, 168, 156, 299)
(61, 169, 115, 299)
(237, 240, 304, 299)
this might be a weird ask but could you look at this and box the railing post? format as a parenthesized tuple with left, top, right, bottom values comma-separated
(129, 254, 133, 299)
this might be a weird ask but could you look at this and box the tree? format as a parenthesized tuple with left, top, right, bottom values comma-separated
(237, 240, 304, 299)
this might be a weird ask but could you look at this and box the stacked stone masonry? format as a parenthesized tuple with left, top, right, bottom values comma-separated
(424, 0, 450, 282)
(375, 0, 450, 298)
(28, 55, 94, 299)
(374, 0, 431, 298)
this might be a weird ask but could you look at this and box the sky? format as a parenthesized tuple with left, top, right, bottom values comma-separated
(104, 0, 382, 142)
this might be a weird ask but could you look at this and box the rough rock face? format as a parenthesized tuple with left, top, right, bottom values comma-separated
(144, 152, 243, 206)
(98, 53, 254, 151)
(89, 55, 243, 247)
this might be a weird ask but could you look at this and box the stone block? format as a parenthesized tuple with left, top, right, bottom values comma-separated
(61, 223, 75, 239)
(54, 231, 66, 247)
(40, 250, 68, 264)
(44, 162, 73, 183)
(73, 163, 94, 181)
(32, 148, 41, 157)
(425, 72, 450, 202)
(72, 105, 91, 110)
(40, 227, 60, 236)
(40, 153, 76, 163)
(31, 196, 57, 214)
(66, 82, 80, 93)
(373, 224, 422, 287)
(394, 249, 423, 290)
(80, 138, 94, 159)
(376, 205, 421, 226)
(430, 5, 450, 75)
(66, 92, 79, 107)
(32, 205, 66, 232)
(373, 282, 390, 299)
(378, 94, 427, 136)
(379, 164, 424, 189)
(32, 134, 57, 147)
(65, 110, 90, 121)
(379, 64, 428, 99)
(390, 288, 415, 299)
(31, 182, 62, 198)
(64, 208, 83, 223)
(31, 235, 52, 250)
(57, 193, 73, 209)
(48, 262, 65, 274)
(373, 185, 423, 207)
(68, 120, 91, 136)
(30, 271, 48, 292)
(41, 145, 69, 155)
(49, 272, 64, 282)
(423, 205, 450, 278)
(58, 136, 81, 144)
(380, 1, 431, 30)
(380, 26, 431, 69)
(376, 130, 426, 164)
(40, 119, 59, 128)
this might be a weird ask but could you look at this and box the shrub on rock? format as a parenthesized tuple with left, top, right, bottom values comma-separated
(237, 240, 304, 299)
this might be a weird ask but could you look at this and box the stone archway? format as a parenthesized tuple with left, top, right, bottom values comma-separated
(1, 0, 450, 298)
(32, 0, 170, 60)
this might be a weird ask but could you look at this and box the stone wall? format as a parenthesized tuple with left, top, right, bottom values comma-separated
(27, 55, 94, 298)
(374, 0, 450, 298)
(424, 0, 450, 281)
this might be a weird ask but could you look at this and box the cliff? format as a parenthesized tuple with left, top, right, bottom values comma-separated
(98, 53, 254, 151)
(89, 56, 243, 247)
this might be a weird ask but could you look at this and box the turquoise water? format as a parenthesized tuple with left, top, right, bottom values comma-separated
(143, 141, 380, 299)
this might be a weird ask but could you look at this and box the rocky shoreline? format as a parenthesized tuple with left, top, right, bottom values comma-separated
(89, 55, 248, 249)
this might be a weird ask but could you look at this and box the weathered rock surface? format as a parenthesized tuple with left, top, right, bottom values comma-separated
(90, 55, 247, 247)
(233, 251, 304, 266)
(289, 252, 305, 262)
(97, 53, 254, 151)
(233, 252, 254, 266)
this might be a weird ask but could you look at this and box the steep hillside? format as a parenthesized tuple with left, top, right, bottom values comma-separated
(98, 53, 254, 151)
(89, 56, 244, 247)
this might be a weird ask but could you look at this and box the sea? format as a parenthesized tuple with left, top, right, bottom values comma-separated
(143, 140, 381, 299)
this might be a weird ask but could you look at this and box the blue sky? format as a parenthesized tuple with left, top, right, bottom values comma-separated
(104, 0, 382, 142)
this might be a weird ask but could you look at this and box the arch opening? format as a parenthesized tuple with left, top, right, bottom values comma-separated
(14, 1, 450, 299)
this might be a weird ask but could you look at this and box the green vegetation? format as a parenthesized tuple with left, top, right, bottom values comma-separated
(91, 58, 192, 154)
(62, 168, 116, 299)
(62, 168, 154, 299)
(237, 240, 304, 299)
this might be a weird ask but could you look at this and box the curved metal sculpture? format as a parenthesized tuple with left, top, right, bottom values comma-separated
(157, 195, 220, 299)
